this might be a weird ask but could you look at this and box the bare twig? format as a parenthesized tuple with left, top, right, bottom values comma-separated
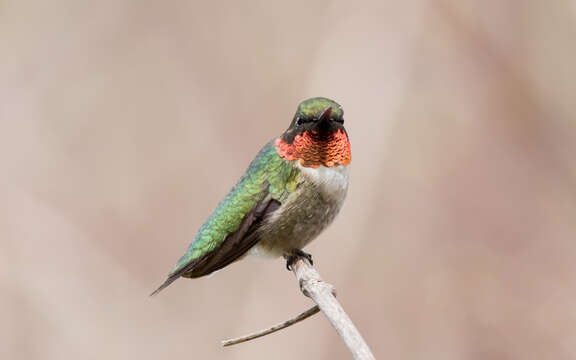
(289, 256, 375, 360)
(221, 305, 319, 346)
(222, 255, 375, 360)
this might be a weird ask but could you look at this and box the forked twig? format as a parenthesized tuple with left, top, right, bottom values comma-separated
(222, 255, 375, 360)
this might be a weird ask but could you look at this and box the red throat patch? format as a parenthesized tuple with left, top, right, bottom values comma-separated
(275, 129, 351, 168)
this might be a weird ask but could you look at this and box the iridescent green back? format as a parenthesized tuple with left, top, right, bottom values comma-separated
(171, 140, 299, 275)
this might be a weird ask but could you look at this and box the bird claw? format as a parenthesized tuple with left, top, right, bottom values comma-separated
(285, 249, 313, 270)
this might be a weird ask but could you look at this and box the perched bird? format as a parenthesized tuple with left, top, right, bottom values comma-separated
(152, 97, 351, 295)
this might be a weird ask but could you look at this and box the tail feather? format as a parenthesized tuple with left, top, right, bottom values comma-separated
(150, 275, 179, 296)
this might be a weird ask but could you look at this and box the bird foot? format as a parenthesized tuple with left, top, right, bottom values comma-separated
(284, 249, 313, 271)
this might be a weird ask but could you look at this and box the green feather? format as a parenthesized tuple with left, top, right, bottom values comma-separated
(171, 140, 299, 275)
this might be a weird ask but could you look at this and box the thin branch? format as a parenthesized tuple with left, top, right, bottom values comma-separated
(222, 255, 375, 360)
(289, 256, 376, 360)
(221, 305, 320, 346)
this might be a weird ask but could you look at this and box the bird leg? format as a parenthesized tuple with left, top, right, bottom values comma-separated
(284, 249, 313, 270)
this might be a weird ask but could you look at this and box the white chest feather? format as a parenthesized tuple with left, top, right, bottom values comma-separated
(250, 163, 349, 258)
(297, 163, 349, 201)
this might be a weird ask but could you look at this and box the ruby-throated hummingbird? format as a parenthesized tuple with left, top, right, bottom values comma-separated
(152, 97, 351, 295)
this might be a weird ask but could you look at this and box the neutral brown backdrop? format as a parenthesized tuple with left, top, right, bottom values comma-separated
(2, 1, 576, 359)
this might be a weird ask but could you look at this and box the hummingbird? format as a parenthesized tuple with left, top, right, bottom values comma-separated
(152, 97, 351, 295)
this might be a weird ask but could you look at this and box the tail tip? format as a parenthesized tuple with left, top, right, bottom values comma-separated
(149, 276, 177, 297)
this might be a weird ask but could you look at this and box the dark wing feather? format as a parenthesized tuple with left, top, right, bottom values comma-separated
(150, 197, 280, 296)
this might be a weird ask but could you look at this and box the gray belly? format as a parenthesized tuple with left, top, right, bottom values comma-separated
(251, 165, 349, 257)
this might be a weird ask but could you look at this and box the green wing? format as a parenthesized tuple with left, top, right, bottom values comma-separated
(151, 140, 299, 295)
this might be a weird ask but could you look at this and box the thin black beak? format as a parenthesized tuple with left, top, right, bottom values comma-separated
(317, 106, 332, 123)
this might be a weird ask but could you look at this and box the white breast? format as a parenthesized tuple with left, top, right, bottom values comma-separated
(297, 163, 350, 201)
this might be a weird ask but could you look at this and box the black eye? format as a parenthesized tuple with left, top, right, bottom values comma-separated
(334, 118, 344, 124)
(295, 117, 303, 126)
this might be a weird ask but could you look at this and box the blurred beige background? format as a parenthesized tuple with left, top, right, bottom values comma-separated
(2, 1, 576, 359)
